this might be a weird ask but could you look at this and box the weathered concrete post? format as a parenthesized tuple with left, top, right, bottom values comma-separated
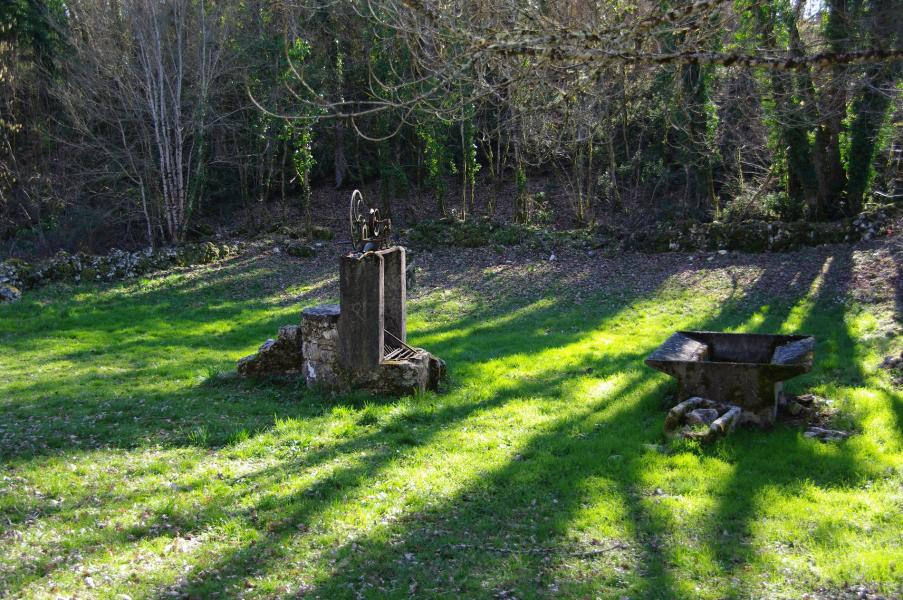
(381, 247, 406, 344)
(339, 251, 385, 375)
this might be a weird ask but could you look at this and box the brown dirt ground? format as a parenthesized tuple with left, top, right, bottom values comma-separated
(228, 230, 902, 329)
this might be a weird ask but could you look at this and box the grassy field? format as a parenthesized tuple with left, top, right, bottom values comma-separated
(1, 243, 901, 599)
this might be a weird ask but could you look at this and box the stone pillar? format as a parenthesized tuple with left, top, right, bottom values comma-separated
(301, 304, 341, 386)
(381, 247, 406, 344)
(339, 252, 385, 374)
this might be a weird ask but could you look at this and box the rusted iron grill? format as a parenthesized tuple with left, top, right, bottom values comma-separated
(383, 329, 420, 361)
(350, 189, 392, 252)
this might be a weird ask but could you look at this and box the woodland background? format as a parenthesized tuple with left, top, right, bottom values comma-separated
(1, 0, 900, 256)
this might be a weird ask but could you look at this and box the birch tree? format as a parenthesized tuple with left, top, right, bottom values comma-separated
(58, 0, 230, 244)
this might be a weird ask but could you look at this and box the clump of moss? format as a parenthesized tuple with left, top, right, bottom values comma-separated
(309, 225, 334, 241)
(407, 218, 536, 249)
(285, 242, 316, 258)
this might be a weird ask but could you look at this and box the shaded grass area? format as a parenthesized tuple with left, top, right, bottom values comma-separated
(0, 248, 901, 599)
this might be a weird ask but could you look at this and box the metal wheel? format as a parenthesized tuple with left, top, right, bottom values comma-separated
(349, 190, 364, 251)
(369, 208, 383, 237)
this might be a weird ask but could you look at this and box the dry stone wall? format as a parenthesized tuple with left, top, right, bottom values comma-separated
(0, 241, 241, 302)
(236, 325, 303, 377)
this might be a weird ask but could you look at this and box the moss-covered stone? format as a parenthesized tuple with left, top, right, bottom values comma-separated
(237, 325, 303, 377)
(285, 242, 316, 258)
(488, 224, 528, 245)
(807, 222, 848, 245)
(622, 204, 898, 254)
(726, 220, 770, 252)
(626, 224, 672, 252)
(0, 260, 23, 289)
(309, 225, 334, 241)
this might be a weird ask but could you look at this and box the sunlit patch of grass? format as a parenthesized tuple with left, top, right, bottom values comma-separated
(0, 251, 900, 598)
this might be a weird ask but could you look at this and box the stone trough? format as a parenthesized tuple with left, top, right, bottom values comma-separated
(645, 331, 815, 426)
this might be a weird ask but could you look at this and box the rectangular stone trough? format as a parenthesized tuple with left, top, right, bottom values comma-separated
(645, 331, 815, 425)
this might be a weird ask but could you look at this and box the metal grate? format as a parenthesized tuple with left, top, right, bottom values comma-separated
(383, 329, 420, 361)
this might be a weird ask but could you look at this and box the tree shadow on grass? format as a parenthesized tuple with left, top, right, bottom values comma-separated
(2, 267, 678, 596)
(160, 358, 662, 598)
(152, 253, 879, 598)
(2, 245, 689, 463)
(888, 242, 903, 438)
(699, 247, 896, 597)
(0, 253, 343, 462)
(0, 244, 842, 461)
(1, 247, 889, 598)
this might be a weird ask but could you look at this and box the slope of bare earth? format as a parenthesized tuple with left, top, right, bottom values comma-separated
(230, 234, 901, 333)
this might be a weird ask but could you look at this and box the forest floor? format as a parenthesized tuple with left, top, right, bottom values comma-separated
(1, 235, 901, 599)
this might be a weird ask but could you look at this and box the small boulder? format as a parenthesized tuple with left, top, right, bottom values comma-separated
(285, 242, 316, 258)
(804, 427, 851, 443)
(739, 411, 764, 428)
(880, 352, 902, 370)
(787, 401, 811, 416)
(309, 225, 335, 241)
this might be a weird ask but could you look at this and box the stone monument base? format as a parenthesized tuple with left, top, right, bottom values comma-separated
(236, 325, 302, 377)
(238, 303, 444, 396)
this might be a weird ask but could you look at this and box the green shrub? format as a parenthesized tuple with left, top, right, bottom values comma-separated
(762, 191, 802, 221)
(489, 224, 529, 246)
(449, 219, 492, 247)
(406, 220, 451, 247)
(309, 225, 334, 241)
(407, 218, 534, 249)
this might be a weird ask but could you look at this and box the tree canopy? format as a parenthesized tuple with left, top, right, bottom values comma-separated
(1, 0, 900, 252)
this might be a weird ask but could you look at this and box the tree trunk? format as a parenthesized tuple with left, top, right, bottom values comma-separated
(334, 119, 347, 188)
(813, 0, 851, 219)
(846, 63, 898, 213)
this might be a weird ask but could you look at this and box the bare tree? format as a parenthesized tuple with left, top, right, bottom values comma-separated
(57, 0, 230, 245)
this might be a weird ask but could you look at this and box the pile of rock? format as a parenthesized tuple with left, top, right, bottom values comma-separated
(851, 206, 897, 241)
(663, 393, 854, 443)
(783, 393, 824, 419)
(880, 351, 903, 387)
(0, 241, 241, 302)
(0, 261, 22, 302)
(236, 325, 303, 378)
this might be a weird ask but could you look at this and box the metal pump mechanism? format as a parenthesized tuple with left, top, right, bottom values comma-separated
(349, 189, 392, 253)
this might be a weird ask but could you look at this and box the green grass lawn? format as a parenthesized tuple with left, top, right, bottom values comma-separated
(1, 246, 901, 599)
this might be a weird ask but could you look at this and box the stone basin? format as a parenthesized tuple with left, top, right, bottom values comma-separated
(645, 331, 815, 425)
